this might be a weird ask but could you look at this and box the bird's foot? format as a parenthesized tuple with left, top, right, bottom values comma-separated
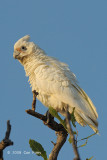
(32, 90, 39, 111)
(33, 90, 39, 97)
(44, 110, 54, 125)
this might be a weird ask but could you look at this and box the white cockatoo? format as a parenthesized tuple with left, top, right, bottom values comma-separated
(13, 35, 98, 132)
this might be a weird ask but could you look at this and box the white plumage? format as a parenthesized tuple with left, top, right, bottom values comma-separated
(13, 35, 98, 132)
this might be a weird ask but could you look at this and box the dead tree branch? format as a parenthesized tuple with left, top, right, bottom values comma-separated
(26, 91, 81, 160)
(0, 120, 13, 160)
(26, 109, 68, 160)
(49, 130, 67, 160)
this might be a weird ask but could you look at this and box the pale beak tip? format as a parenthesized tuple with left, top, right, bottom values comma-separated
(13, 54, 16, 59)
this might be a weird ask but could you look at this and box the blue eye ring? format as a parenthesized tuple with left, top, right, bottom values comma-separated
(21, 46, 27, 51)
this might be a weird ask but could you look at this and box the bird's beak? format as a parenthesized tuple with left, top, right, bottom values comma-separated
(13, 50, 20, 59)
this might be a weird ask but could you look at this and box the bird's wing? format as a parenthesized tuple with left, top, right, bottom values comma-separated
(34, 59, 98, 121)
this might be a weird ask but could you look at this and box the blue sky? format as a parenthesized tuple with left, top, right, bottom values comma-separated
(0, 0, 107, 159)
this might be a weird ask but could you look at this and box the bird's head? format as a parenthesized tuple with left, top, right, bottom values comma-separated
(13, 35, 36, 61)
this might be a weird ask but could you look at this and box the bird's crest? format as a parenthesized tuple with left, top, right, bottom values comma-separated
(14, 35, 30, 49)
(20, 35, 30, 42)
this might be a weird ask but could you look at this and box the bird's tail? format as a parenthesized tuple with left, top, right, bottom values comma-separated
(74, 111, 99, 133)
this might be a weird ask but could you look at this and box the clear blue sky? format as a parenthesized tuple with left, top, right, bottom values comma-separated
(0, 0, 107, 160)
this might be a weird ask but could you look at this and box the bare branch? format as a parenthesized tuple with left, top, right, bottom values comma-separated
(5, 120, 11, 139)
(32, 91, 39, 111)
(26, 91, 80, 160)
(26, 109, 68, 160)
(0, 121, 13, 160)
(49, 130, 67, 160)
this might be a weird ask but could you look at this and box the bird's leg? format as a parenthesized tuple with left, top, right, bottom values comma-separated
(32, 90, 39, 111)
(44, 110, 54, 124)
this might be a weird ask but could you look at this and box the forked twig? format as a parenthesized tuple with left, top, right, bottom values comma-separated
(0, 121, 13, 160)
(26, 109, 68, 160)
(26, 91, 81, 160)
(27, 91, 68, 160)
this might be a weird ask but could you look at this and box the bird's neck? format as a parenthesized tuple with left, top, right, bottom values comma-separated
(19, 52, 47, 91)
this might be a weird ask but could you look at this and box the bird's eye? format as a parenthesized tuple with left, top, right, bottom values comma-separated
(21, 46, 27, 51)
